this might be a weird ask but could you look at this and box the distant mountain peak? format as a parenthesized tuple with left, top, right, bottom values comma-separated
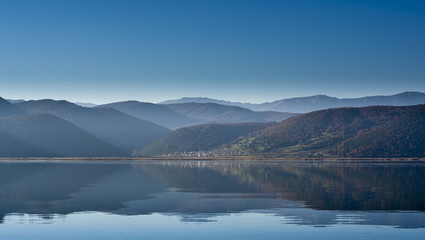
(177, 97, 220, 101)
(399, 91, 422, 94)
(114, 100, 157, 105)
(28, 99, 74, 104)
(160, 97, 244, 106)
(21, 99, 84, 112)
(394, 91, 425, 97)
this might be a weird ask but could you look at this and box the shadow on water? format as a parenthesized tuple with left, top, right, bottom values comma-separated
(0, 160, 424, 228)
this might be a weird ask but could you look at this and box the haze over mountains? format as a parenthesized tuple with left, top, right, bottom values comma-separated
(161, 91, 425, 113)
(97, 101, 198, 129)
(0, 114, 124, 157)
(16, 100, 170, 154)
(0, 97, 26, 117)
(1, 91, 425, 158)
(0, 97, 124, 157)
(163, 102, 296, 125)
(9, 91, 425, 114)
(97, 101, 296, 129)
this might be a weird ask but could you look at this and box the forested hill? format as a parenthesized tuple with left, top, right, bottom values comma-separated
(334, 105, 425, 157)
(225, 104, 425, 157)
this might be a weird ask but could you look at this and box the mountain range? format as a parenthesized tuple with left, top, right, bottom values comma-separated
(97, 101, 296, 129)
(8, 91, 425, 114)
(1, 91, 425, 158)
(161, 91, 425, 113)
(7, 99, 96, 107)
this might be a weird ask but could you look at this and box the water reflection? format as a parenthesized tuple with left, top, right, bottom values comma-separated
(0, 160, 424, 228)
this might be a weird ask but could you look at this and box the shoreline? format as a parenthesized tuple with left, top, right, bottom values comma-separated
(0, 157, 424, 162)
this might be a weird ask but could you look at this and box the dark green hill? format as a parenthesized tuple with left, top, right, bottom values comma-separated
(139, 122, 273, 156)
(97, 101, 198, 129)
(0, 114, 124, 157)
(0, 97, 26, 117)
(227, 105, 422, 157)
(17, 100, 170, 153)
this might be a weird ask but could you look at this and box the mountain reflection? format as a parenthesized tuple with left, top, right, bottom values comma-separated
(0, 161, 424, 228)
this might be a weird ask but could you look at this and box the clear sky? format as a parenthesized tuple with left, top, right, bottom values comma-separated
(0, 0, 424, 104)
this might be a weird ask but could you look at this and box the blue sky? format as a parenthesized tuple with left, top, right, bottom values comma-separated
(0, 0, 424, 103)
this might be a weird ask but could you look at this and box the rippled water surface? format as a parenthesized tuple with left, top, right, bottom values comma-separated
(0, 160, 424, 239)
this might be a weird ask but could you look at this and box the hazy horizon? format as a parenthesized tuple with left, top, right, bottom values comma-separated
(1, 0, 424, 104)
(3, 90, 424, 105)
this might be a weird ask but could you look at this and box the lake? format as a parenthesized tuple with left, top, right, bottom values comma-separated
(0, 160, 424, 239)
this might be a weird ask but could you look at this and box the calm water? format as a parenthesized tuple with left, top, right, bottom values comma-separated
(0, 160, 424, 239)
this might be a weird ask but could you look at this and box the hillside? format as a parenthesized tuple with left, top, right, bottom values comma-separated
(0, 97, 26, 117)
(0, 114, 124, 157)
(16, 100, 170, 153)
(225, 105, 424, 157)
(139, 122, 273, 156)
(97, 101, 198, 129)
(0, 131, 53, 157)
(163, 103, 265, 123)
(257, 111, 299, 122)
(163, 102, 295, 124)
(334, 105, 425, 157)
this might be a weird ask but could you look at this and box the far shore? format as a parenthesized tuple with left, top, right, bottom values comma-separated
(0, 157, 424, 162)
